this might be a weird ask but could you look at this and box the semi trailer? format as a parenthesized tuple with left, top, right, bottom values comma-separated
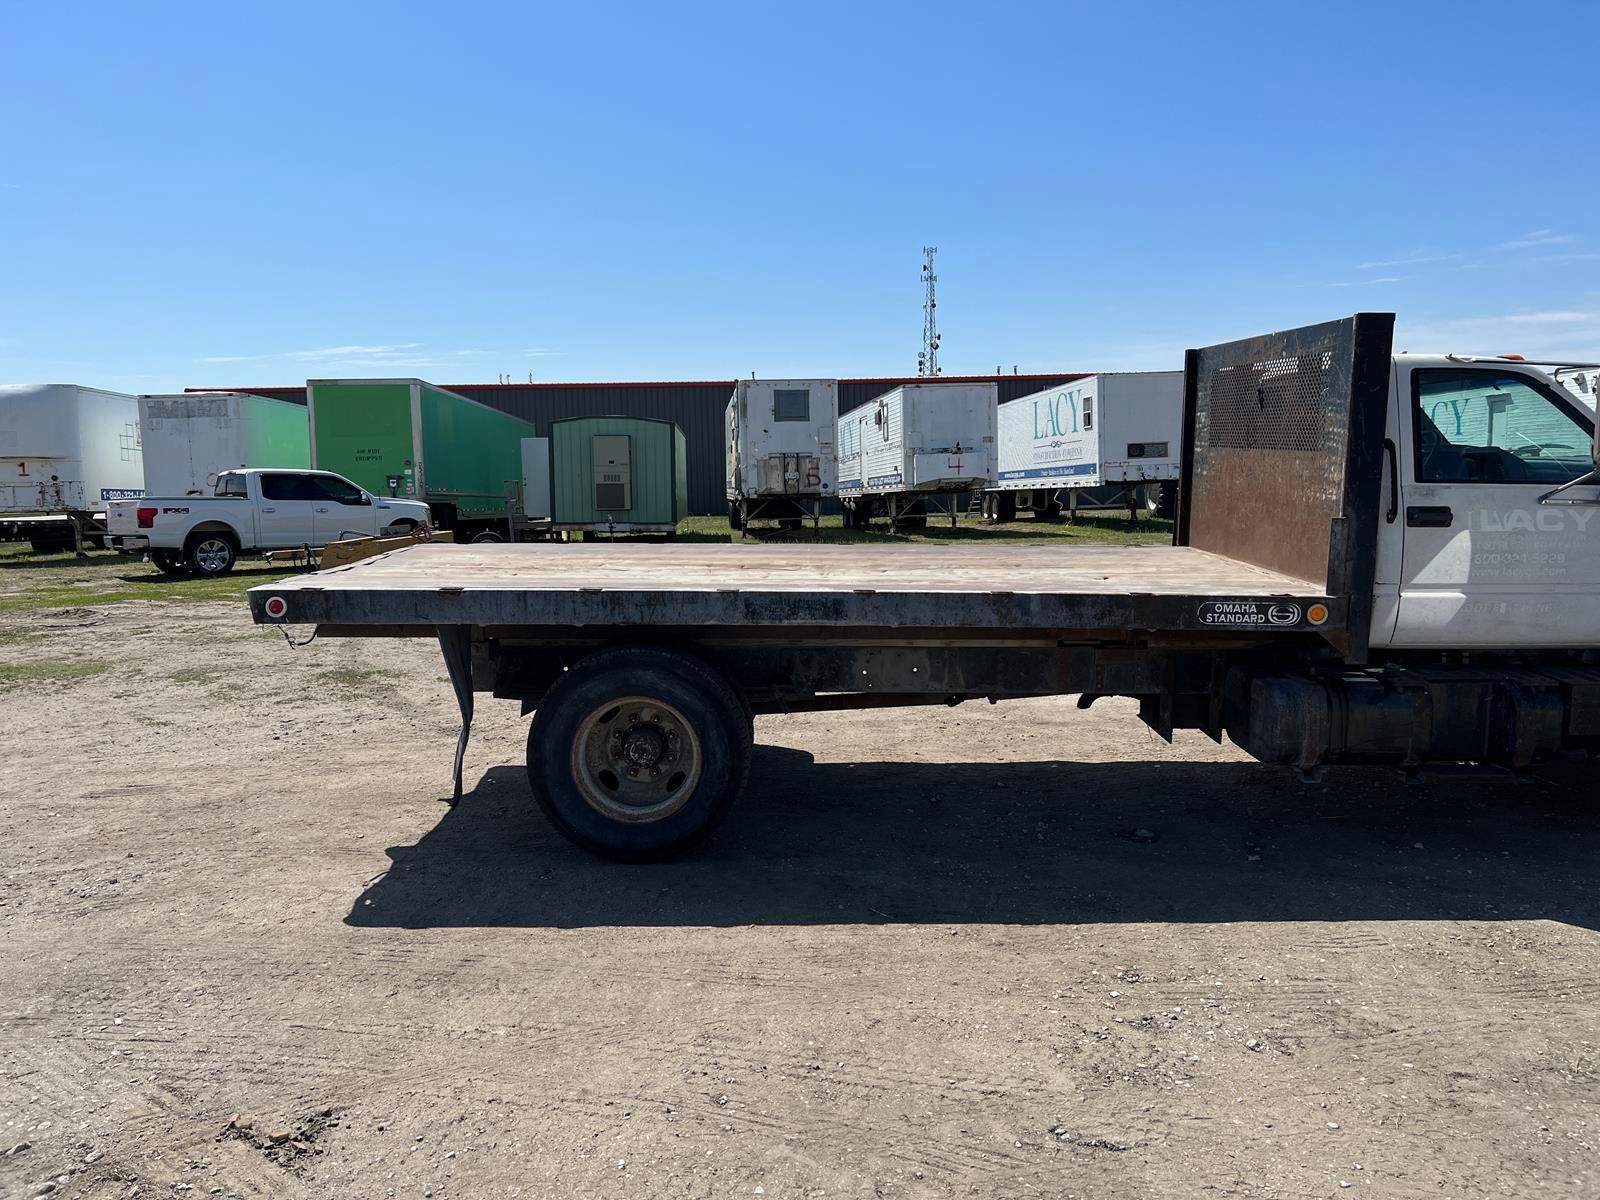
(0, 384, 144, 553)
(981, 372, 1183, 522)
(308, 378, 537, 542)
(836, 381, 997, 529)
(251, 314, 1600, 861)
(140, 391, 310, 496)
(725, 379, 838, 531)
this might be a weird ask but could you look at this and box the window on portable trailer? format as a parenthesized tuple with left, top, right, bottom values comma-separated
(773, 389, 810, 421)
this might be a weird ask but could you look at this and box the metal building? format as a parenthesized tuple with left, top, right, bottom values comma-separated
(195, 373, 1084, 515)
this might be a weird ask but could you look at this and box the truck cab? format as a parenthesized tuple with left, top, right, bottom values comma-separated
(1374, 355, 1599, 648)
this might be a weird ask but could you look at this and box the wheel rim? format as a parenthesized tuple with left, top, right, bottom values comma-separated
(570, 695, 704, 823)
(194, 538, 230, 572)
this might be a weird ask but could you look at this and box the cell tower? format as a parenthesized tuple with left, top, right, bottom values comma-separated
(917, 245, 940, 376)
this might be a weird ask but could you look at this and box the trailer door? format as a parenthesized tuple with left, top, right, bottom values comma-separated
(1391, 363, 1600, 647)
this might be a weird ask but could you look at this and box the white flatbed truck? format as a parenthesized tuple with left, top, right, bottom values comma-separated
(250, 315, 1600, 859)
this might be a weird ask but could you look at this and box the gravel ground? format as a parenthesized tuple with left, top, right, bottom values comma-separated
(1, 583, 1597, 1199)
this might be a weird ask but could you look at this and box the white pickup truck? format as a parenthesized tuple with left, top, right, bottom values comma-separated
(107, 468, 431, 575)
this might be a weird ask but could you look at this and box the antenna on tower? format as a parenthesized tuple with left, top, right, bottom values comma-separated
(917, 245, 940, 377)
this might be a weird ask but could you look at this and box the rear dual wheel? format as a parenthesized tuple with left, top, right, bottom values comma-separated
(527, 646, 752, 860)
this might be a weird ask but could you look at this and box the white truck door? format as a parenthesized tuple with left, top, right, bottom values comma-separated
(1391, 363, 1600, 647)
(255, 472, 319, 548)
(308, 473, 378, 544)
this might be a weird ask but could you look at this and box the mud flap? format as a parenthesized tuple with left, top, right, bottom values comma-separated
(436, 624, 475, 805)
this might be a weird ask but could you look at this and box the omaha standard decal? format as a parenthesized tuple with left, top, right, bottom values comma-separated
(1197, 600, 1305, 627)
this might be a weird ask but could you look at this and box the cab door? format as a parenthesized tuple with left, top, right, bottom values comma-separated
(254, 472, 319, 548)
(1391, 363, 1600, 647)
(306, 473, 378, 545)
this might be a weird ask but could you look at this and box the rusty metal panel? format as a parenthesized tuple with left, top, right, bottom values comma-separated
(1178, 314, 1394, 660)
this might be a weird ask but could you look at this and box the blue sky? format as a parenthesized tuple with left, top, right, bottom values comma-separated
(3, 1, 1597, 392)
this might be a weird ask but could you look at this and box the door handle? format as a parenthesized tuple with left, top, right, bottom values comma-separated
(261, 507, 276, 513)
(1383, 438, 1399, 524)
(315, 506, 330, 513)
(1405, 505, 1453, 528)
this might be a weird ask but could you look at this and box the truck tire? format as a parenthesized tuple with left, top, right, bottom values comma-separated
(727, 502, 744, 531)
(28, 537, 72, 556)
(1146, 482, 1177, 519)
(526, 645, 752, 861)
(185, 531, 237, 576)
(469, 530, 506, 544)
(151, 549, 188, 575)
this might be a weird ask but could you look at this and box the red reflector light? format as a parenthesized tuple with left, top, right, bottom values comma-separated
(136, 507, 157, 529)
(264, 596, 288, 619)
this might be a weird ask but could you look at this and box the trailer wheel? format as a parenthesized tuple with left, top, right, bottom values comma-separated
(470, 530, 506, 544)
(727, 502, 744, 531)
(185, 531, 237, 576)
(527, 646, 752, 860)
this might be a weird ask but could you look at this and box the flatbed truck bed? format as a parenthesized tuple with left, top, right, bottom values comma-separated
(250, 314, 1600, 859)
(249, 541, 1335, 633)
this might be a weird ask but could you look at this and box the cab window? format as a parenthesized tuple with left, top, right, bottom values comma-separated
(259, 473, 313, 501)
(1413, 370, 1593, 484)
(307, 475, 366, 505)
(215, 474, 247, 497)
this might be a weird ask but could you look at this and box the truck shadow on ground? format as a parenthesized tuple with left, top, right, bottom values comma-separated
(346, 746, 1599, 930)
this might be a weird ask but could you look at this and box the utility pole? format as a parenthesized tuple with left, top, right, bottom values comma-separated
(917, 246, 940, 376)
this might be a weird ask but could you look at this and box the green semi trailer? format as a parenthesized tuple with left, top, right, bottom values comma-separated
(307, 378, 537, 541)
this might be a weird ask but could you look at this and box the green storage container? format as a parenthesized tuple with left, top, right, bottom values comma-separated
(548, 415, 688, 531)
(307, 378, 538, 529)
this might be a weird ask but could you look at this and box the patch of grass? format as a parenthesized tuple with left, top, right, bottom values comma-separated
(168, 667, 222, 685)
(0, 625, 35, 644)
(673, 511, 1173, 547)
(0, 550, 297, 615)
(0, 659, 111, 689)
(317, 667, 398, 691)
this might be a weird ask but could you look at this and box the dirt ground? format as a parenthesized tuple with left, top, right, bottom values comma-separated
(2, 577, 1598, 1199)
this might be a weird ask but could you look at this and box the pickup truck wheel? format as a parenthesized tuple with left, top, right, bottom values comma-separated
(150, 549, 188, 575)
(185, 532, 237, 576)
(526, 646, 752, 861)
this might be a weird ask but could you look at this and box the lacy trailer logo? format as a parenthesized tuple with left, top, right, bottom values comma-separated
(1197, 600, 1330, 627)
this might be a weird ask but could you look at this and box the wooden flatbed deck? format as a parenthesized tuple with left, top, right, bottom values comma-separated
(250, 543, 1339, 635)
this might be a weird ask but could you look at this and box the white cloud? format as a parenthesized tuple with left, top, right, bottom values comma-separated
(1358, 253, 1458, 270)
(1397, 310, 1600, 358)
(1500, 230, 1578, 250)
(281, 343, 424, 362)
(523, 348, 561, 357)
(1329, 275, 1409, 288)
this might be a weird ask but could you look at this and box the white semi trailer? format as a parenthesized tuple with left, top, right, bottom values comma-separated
(725, 379, 838, 531)
(138, 391, 310, 497)
(982, 372, 1184, 522)
(836, 381, 997, 530)
(0, 384, 144, 553)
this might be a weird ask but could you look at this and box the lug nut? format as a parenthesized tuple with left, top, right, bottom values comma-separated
(650, 767, 660, 778)
(627, 767, 639, 777)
